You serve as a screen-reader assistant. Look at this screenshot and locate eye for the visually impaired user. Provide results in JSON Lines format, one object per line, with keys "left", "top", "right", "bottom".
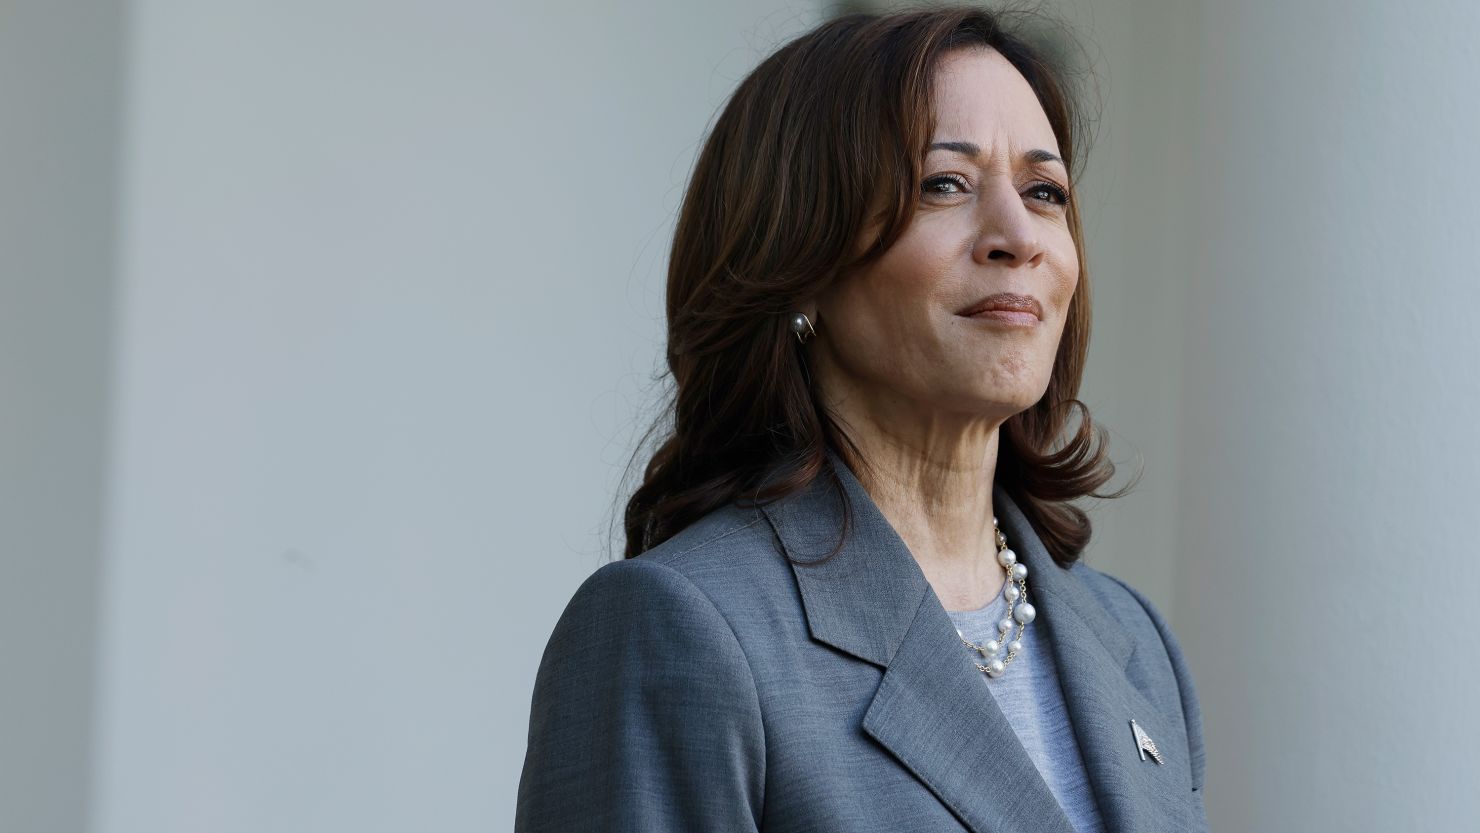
{"left": 922, "top": 173, "right": 970, "bottom": 194}
{"left": 1027, "top": 181, "right": 1071, "bottom": 206}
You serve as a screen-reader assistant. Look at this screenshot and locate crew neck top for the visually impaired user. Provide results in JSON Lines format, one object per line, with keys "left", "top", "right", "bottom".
{"left": 946, "top": 588, "right": 1108, "bottom": 833}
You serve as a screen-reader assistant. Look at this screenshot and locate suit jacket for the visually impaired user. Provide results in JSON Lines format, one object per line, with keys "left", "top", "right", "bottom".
{"left": 515, "top": 448, "right": 1208, "bottom": 832}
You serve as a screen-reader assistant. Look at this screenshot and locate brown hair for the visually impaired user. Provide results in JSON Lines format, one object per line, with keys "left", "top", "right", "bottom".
{"left": 622, "top": 4, "right": 1133, "bottom": 566}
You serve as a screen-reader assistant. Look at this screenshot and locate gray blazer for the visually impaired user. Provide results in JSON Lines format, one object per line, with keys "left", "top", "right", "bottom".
{"left": 516, "top": 449, "right": 1208, "bottom": 832}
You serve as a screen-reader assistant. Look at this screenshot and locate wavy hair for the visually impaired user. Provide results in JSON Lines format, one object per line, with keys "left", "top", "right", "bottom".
{"left": 622, "top": 5, "right": 1134, "bottom": 566}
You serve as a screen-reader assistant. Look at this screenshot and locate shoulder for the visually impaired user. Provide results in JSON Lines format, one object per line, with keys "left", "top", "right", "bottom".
{"left": 631, "top": 502, "right": 777, "bottom": 574}
{"left": 1067, "top": 561, "right": 1207, "bottom": 791}
{"left": 1068, "top": 561, "right": 1192, "bottom": 682}
{"left": 527, "top": 503, "right": 779, "bottom": 757}
{"left": 1068, "top": 561, "right": 1177, "bottom": 639}
{"left": 612, "top": 501, "right": 796, "bottom": 612}
{"left": 520, "top": 507, "right": 770, "bottom": 828}
{"left": 555, "top": 501, "right": 793, "bottom": 644}
{"left": 532, "top": 503, "right": 780, "bottom": 720}
{"left": 556, "top": 504, "right": 762, "bottom": 641}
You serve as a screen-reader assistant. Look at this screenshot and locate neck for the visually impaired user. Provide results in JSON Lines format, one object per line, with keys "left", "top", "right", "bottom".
{"left": 822, "top": 383, "right": 1010, "bottom": 612}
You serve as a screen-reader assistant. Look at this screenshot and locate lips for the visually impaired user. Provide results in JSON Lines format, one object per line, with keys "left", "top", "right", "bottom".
{"left": 956, "top": 292, "right": 1043, "bottom": 320}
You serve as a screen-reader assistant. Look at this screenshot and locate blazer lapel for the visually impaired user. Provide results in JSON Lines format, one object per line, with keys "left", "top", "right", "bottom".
{"left": 993, "top": 483, "right": 1196, "bottom": 833}
{"left": 759, "top": 448, "right": 1195, "bottom": 833}
{"left": 759, "top": 449, "right": 1077, "bottom": 833}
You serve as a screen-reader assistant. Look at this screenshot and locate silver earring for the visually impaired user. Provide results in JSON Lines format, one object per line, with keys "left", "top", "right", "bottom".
{"left": 788, "top": 312, "right": 816, "bottom": 344}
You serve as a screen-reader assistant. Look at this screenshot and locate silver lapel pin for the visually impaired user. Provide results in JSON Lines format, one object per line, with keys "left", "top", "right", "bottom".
{"left": 1130, "top": 719, "right": 1165, "bottom": 765}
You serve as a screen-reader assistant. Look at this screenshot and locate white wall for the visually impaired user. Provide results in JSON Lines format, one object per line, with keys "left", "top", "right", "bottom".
{"left": 1173, "top": 0, "right": 1480, "bottom": 828}
{"left": 87, "top": 2, "right": 819, "bottom": 831}
{"left": 0, "top": 1, "right": 124, "bottom": 830}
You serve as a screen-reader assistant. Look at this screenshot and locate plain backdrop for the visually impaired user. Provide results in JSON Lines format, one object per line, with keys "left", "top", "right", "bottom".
{"left": 3, "top": 0, "right": 1478, "bottom": 831}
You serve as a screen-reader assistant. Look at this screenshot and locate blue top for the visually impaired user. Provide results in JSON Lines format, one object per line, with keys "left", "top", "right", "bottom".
{"left": 948, "top": 588, "right": 1109, "bottom": 833}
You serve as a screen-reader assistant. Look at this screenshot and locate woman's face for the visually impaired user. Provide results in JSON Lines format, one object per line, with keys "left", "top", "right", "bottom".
{"left": 813, "top": 47, "right": 1079, "bottom": 427}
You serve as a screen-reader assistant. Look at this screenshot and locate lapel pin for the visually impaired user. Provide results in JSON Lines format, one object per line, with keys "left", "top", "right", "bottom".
{"left": 1130, "top": 719, "right": 1165, "bottom": 765}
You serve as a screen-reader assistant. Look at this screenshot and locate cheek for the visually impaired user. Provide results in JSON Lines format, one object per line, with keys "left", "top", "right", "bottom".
{"left": 825, "top": 273, "right": 948, "bottom": 381}
{"left": 1048, "top": 244, "right": 1080, "bottom": 313}
{"left": 839, "top": 287, "right": 930, "bottom": 371}
{"left": 844, "top": 257, "right": 948, "bottom": 333}
{"left": 1057, "top": 277, "right": 1078, "bottom": 317}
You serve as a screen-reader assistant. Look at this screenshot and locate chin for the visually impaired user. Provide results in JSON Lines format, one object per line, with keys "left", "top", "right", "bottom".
{"left": 963, "top": 373, "right": 1050, "bottom": 404}
{"left": 934, "top": 391, "right": 1043, "bottom": 421}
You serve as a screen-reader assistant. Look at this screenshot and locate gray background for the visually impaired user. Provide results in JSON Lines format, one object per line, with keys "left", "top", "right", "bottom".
{"left": 3, "top": 0, "right": 1477, "bottom": 830}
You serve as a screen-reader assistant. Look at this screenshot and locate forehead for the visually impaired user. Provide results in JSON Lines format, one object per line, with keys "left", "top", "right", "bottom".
{"left": 931, "top": 48, "right": 1059, "bottom": 155}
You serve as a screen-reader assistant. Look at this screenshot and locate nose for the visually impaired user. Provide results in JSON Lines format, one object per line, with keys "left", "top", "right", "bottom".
{"left": 969, "top": 178, "right": 1045, "bottom": 266}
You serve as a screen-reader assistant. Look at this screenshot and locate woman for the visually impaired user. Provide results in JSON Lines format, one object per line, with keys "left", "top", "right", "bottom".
{"left": 516, "top": 7, "right": 1207, "bottom": 832}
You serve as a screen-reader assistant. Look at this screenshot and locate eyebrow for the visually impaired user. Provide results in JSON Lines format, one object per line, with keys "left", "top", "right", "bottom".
{"left": 927, "top": 141, "right": 1065, "bottom": 168}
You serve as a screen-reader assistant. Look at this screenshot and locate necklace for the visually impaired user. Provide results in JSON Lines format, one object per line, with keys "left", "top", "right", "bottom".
{"left": 957, "top": 515, "right": 1036, "bottom": 679}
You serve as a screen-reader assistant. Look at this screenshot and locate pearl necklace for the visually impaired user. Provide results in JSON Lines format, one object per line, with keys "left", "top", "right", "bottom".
{"left": 957, "top": 515, "right": 1036, "bottom": 679}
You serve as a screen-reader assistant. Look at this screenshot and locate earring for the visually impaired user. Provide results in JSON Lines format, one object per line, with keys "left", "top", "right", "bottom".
{"left": 788, "top": 312, "right": 817, "bottom": 344}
